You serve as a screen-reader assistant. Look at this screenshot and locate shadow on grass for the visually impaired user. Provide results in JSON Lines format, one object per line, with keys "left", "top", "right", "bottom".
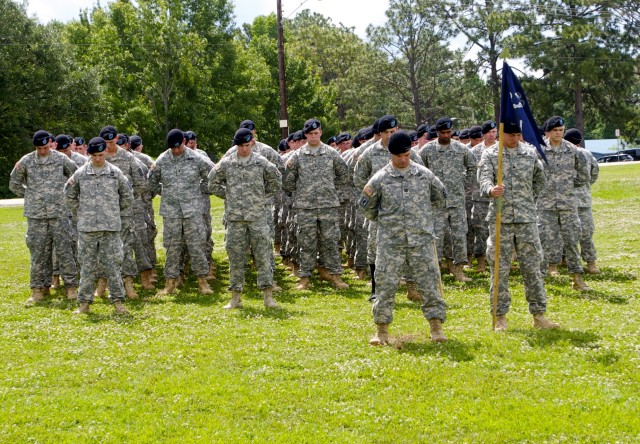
{"left": 512, "top": 328, "right": 601, "bottom": 349}
{"left": 584, "top": 268, "right": 638, "bottom": 282}
{"left": 394, "top": 337, "right": 476, "bottom": 362}
{"left": 546, "top": 281, "right": 630, "bottom": 304}
{"left": 234, "top": 305, "right": 305, "bottom": 320}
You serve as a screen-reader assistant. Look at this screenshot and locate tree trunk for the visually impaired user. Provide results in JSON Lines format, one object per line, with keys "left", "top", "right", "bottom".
{"left": 574, "top": 83, "right": 584, "bottom": 146}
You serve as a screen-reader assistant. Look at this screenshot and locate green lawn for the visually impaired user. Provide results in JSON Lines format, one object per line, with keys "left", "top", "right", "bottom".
{"left": 1, "top": 164, "right": 639, "bottom": 442}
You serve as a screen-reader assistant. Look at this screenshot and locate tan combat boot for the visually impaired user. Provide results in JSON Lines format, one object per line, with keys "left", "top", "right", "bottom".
{"left": 223, "top": 290, "right": 242, "bottom": 309}
{"left": 205, "top": 263, "right": 216, "bottom": 281}
{"left": 274, "top": 243, "right": 281, "bottom": 255}
{"left": 317, "top": 267, "right": 333, "bottom": 283}
{"left": 272, "top": 283, "right": 283, "bottom": 293}
{"left": 25, "top": 288, "right": 44, "bottom": 305}
{"left": 476, "top": 256, "right": 488, "bottom": 273}
{"left": 572, "top": 273, "right": 590, "bottom": 291}
{"left": 291, "top": 262, "right": 300, "bottom": 277}
{"left": 263, "top": 288, "right": 278, "bottom": 308}
{"left": 94, "top": 278, "right": 108, "bottom": 299}
{"left": 295, "top": 276, "right": 311, "bottom": 290}
{"left": 73, "top": 302, "right": 90, "bottom": 315}
{"left": 197, "top": 276, "right": 214, "bottom": 295}
{"left": 532, "top": 313, "right": 560, "bottom": 329}
{"left": 150, "top": 269, "right": 158, "bottom": 284}
{"left": 452, "top": 264, "right": 472, "bottom": 282}
{"left": 548, "top": 264, "right": 560, "bottom": 276}
{"left": 586, "top": 262, "right": 600, "bottom": 275}
{"left": 406, "top": 281, "right": 421, "bottom": 302}
{"left": 369, "top": 323, "right": 389, "bottom": 346}
{"left": 331, "top": 274, "right": 349, "bottom": 290}
{"left": 51, "top": 275, "right": 61, "bottom": 289}
{"left": 66, "top": 287, "right": 78, "bottom": 300}
{"left": 113, "top": 300, "right": 130, "bottom": 315}
{"left": 42, "top": 286, "right": 50, "bottom": 297}
{"left": 429, "top": 318, "right": 447, "bottom": 342}
{"left": 446, "top": 259, "right": 455, "bottom": 275}
{"left": 344, "top": 257, "right": 355, "bottom": 270}
{"left": 140, "top": 269, "right": 155, "bottom": 290}
{"left": 494, "top": 315, "right": 507, "bottom": 332}
{"left": 123, "top": 276, "right": 139, "bottom": 300}
{"left": 176, "top": 274, "right": 185, "bottom": 288}
{"left": 157, "top": 278, "right": 177, "bottom": 296}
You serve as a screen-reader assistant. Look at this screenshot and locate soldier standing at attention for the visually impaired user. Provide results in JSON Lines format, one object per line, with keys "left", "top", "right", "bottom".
{"left": 468, "top": 124, "right": 493, "bottom": 272}
{"left": 64, "top": 137, "right": 134, "bottom": 315}
{"left": 478, "top": 121, "right": 559, "bottom": 331}
{"left": 10, "top": 130, "right": 79, "bottom": 304}
{"left": 360, "top": 131, "right": 448, "bottom": 344}
{"left": 148, "top": 129, "right": 214, "bottom": 296}
{"left": 208, "top": 128, "right": 282, "bottom": 309}
{"left": 283, "top": 118, "right": 351, "bottom": 291}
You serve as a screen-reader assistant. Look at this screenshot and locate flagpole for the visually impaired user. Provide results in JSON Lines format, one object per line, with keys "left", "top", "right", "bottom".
{"left": 492, "top": 123, "right": 504, "bottom": 329}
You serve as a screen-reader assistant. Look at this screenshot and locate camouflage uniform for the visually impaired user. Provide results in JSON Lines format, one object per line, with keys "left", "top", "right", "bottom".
{"left": 575, "top": 148, "right": 599, "bottom": 263}
{"left": 360, "top": 161, "right": 447, "bottom": 324}
{"left": 283, "top": 143, "right": 349, "bottom": 277}
{"left": 469, "top": 142, "right": 492, "bottom": 257}
{"left": 148, "top": 148, "right": 213, "bottom": 279}
{"left": 9, "top": 150, "right": 78, "bottom": 290}
{"left": 64, "top": 161, "right": 134, "bottom": 303}
{"left": 70, "top": 151, "right": 88, "bottom": 167}
{"left": 131, "top": 150, "right": 158, "bottom": 269}
{"left": 536, "top": 139, "right": 589, "bottom": 274}
{"left": 419, "top": 139, "right": 477, "bottom": 264}
{"left": 479, "top": 143, "right": 548, "bottom": 315}
{"left": 209, "top": 152, "right": 282, "bottom": 291}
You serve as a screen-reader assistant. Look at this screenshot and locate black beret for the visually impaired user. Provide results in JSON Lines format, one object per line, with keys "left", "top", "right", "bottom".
{"left": 326, "top": 136, "right": 337, "bottom": 145}
{"left": 55, "top": 134, "right": 72, "bottom": 150}
{"left": 378, "top": 115, "right": 398, "bottom": 132}
{"left": 459, "top": 128, "right": 470, "bottom": 139}
{"left": 286, "top": 133, "right": 295, "bottom": 142}
{"left": 564, "top": 128, "right": 583, "bottom": 145}
{"left": 503, "top": 121, "right": 522, "bottom": 134}
{"left": 416, "top": 123, "right": 429, "bottom": 138}
{"left": 482, "top": 120, "right": 497, "bottom": 134}
{"left": 116, "top": 134, "right": 128, "bottom": 146}
{"left": 99, "top": 125, "right": 118, "bottom": 141}
{"left": 233, "top": 128, "right": 254, "bottom": 146}
{"left": 87, "top": 137, "right": 107, "bottom": 154}
{"left": 372, "top": 118, "right": 382, "bottom": 134}
{"left": 303, "top": 118, "right": 321, "bottom": 134}
{"left": 544, "top": 116, "right": 565, "bottom": 132}
{"left": 33, "top": 130, "right": 50, "bottom": 146}
{"left": 185, "top": 130, "right": 197, "bottom": 141}
{"left": 452, "top": 130, "right": 460, "bottom": 138}
{"left": 388, "top": 131, "right": 412, "bottom": 155}
{"left": 278, "top": 138, "right": 288, "bottom": 152}
{"left": 166, "top": 128, "right": 185, "bottom": 148}
{"left": 361, "top": 126, "right": 374, "bottom": 141}
{"left": 292, "top": 130, "right": 306, "bottom": 142}
{"left": 335, "top": 133, "right": 352, "bottom": 144}
{"left": 129, "top": 135, "right": 142, "bottom": 149}
{"left": 435, "top": 117, "right": 453, "bottom": 131}
{"left": 468, "top": 125, "right": 483, "bottom": 139}
{"left": 352, "top": 139, "right": 361, "bottom": 149}
{"left": 407, "top": 131, "right": 418, "bottom": 142}
{"left": 239, "top": 120, "right": 256, "bottom": 131}
{"left": 74, "top": 137, "right": 85, "bottom": 145}
{"left": 427, "top": 125, "right": 437, "bottom": 139}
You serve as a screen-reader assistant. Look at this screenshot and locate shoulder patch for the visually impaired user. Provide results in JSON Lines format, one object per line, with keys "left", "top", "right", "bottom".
{"left": 363, "top": 185, "right": 374, "bottom": 197}
{"left": 359, "top": 196, "right": 369, "bottom": 207}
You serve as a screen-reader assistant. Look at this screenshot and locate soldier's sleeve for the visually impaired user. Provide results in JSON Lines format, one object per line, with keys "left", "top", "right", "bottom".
{"left": 359, "top": 178, "right": 380, "bottom": 222}
{"left": 417, "top": 146, "right": 429, "bottom": 168}
{"left": 265, "top": 146, "right": 285, "bottom": 175}
{"left": 410, "top": 150, "right": 424, "bottom": 166}
{"left": 147, "top": 162, "right": 162, "bottom": 197}
{"left": 353, "top": 151, "right": 371, "bottom": 191}
{"left": 282, "top": 153, "right": 299, "bottom": 194}
{"left": 63, "top": 171, "right": 81, "bottom": 215}
{"left": 131, "top": 157, "right": 147, "bottom": 197}
{"left": 589, "top": 153, "right": 599, "bottom": 184}
{"left": 264, "top": 161, "right": 283, "bottom": 199}
{"left": 573, "top": 149, "right": 590, "bottom": 188}
{"left": 63, "top": 155, "right": 78, "bottom": 177}
{"left": 429, "top": 173, "right": 447, "bottom": 208}
{"left": 333, "top": 152, "right": 350, "bottom": 188}
{"left": 478, "top": 151, "right": 496, "bottom": 198}
{"left": 532, "top": 157, "right": 547, "bottom": 199}
{"left": 118, "top": 172, "right": 134, "bottom": 211}
{"left": 9, "top": 159, "right": 27, "bottom": 197}
{"left": 464, "top": 146, "right": 478, "bottom": 187}
{"left": 207, "top": 162, "right": 227, "bottom": 199}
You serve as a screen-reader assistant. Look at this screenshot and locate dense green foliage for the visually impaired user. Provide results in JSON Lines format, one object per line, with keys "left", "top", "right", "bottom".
{"left": 1, "top": 0, "right": 639, "bottom": 196}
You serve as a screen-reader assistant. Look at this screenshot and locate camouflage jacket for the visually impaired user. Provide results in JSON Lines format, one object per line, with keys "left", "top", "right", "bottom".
{"left": 354, "top": 140, "right": 423, "bottom": 191}
{"left": 574, "top": 147, "right": 599, "bottom": 208}
{"left": 71, "top": 151, "right": 88, "bottom": 167}
{"left": 469, "top": 141, "right": 492, "bottom": 202}
{"left": 224, "top": 141, "right": 285, "bottom": 175}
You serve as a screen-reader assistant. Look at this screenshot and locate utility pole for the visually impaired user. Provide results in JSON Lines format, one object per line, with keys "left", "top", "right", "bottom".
{"left": 277, "top": 0, "right": 289, "bottom": 139}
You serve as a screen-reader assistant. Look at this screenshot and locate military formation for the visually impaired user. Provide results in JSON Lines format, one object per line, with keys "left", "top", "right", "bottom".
{"left": 10, "top": 114, "right": 601, "bottom": 343}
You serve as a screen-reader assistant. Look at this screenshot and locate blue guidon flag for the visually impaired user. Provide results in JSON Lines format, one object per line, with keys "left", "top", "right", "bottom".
{"left": 500, "top": 61, "right": 547, "bottom": 164}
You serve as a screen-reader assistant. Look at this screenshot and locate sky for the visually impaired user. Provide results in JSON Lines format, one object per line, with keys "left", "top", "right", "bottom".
{"left": 23, "top": 0, "right": 390, "bottom": 38}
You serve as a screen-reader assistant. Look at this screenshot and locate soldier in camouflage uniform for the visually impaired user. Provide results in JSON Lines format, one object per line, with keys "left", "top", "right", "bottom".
{"left": 564, "top": 129, "right": 600, "bottom": 274}
{"left": 478, "top": 122, "right": 560, "bottom": 331}
{"left": 10, "top": 130, "right": 78, "bottom": 304}
{"left": 209, "top": 129, "right": 282, "bottom": 309}
{"left": 64, "top": 137, "right": 133, "bottom": 315}
{"left": 418, "top": 117, "right": 477, "bottom": 282}
{"left": 283, "top": 119, "right": 350, "bottom": 290}
{"left": 360, "top": 131, "right": 448, "bottom": 344}
{"left": 148, "top": 129, "right": 214, "bottom": 296}
{"left": 537, "top": 116, "right": 590, "bottom": 291}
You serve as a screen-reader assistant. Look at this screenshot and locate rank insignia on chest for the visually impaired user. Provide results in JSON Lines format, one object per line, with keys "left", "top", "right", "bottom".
{"left": 363, "top": 185, "right": 373, "bottom": 197}
{"left": 359, "top": 196, "right": 369, "bottom": 207}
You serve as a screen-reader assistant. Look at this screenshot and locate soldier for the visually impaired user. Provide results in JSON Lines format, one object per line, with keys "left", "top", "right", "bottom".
{"left": 565, "top": 128, "right": 600, "bottom": 274}
{"left": 74, "top": 137, "right": 88, "bottom": 156}
{"left": 478, "top": 121, "right": 559, "bottom": 331}
{"left": 538, "top": 116, "right": 590, "bottom": 291}
{"left": 360, "top": 131, "right": 448, "bottom": 344}
{"left": 148, "top": 129, "right": 214, "bottom": 296}
{"left": 64, "top": 137, "right": 134, "bottom": 315}
{"left": 283, "top": 118, "right": 351, "bottom": 290}
{"left": 209, "top": 128, "right": 282, "bottom": 309}
{"left": 10, "top": 130, "right": 78, "bottom": 304}
{"left": 468, "top": 124, "right": 492, "bottom": 272}
{"left": 418, "top": 117, "right": 477, "bottom": 282}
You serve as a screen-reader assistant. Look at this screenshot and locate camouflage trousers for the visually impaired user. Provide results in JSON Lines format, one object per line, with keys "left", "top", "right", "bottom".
{"left": 339, "top": 200, "right": 350, "bottom": 254}
{"left": 471, "top": 201, "right": 490, "bottom": 256}
{"left": 133, "top": 203, "right": 153, "bottom": 273}
{"left": 284, "top": 207, "right": 299, "bottom": 263}
{"left": 162, "top": 216, "right": 209, "bottom": 279}
{"left": 296, "top": 208, "right": 343, "bottom": 277}
{"left": 52, "top": 216, "right": 78, "bottom": 277}
{"left": 120, "top": 216, "right": 138, "bottom": 278}
{"left": 538, "top": 209, "right": 583, "bottom": 274}
{"left": 145, "top": 199, "right": 158, "bottom": 267}
{"left": 578, "top": 206, "right": 597, "bottom": 263}
{"left": 373, "top": 235, "right": 446, "bottom": 325}
{"left": 277, "top": 202, "right": 290, "bottom": 255}
{"left": 486, "top": 222, "right": 547, "bottom": 316}
{"left": 350, "top": 205, "right": 368, "bottom": 270}
{"left": 26, "top": 217, "right": 78, "bottom": 289}
{"left": 203, "top": 196, "right": 214, "bottom": 266}
{"left": 264, "top": 204, "right": 276, "bottom": 272}
{"left": 77, "top": 231, "right": 124, "bottom": 303}
{"left": 367, "top": 220, "right": 378, "bottom": 265}
{"left": 434, "top": 206, "right": 468, "bottom": 264}
{"left": 226, "top": 220, "right": 273, "bottom": 291}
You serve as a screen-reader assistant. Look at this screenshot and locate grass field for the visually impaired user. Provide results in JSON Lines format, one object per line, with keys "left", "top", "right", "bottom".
{"left": 1, "top": 164, "right": 639, "bottom": 442}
